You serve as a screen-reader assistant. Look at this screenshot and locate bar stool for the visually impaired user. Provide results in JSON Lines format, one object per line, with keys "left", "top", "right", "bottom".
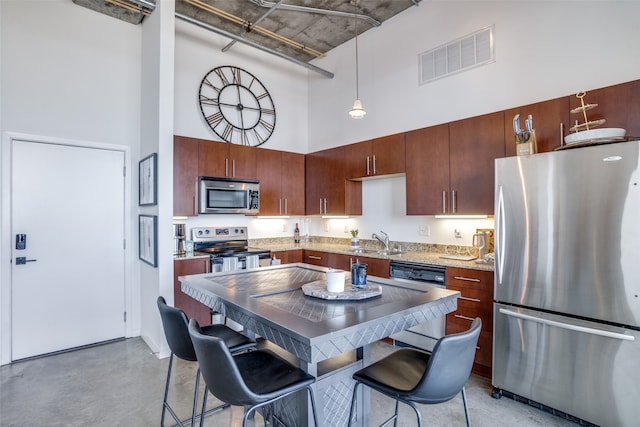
{"left": 348, "top": 318, "right": 482, "bottom": 427}
{"left": 188, "top": 318, "right": 319, "bottom": 427}
{"left": 157, "top": 296, "right": 256, "bottom": 427}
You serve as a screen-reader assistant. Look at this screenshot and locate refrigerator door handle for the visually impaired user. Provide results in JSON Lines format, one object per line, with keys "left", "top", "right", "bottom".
{"left": 496, "top": 185, "right": 505, "bottom": 285}
{"left": 499, "top": 308, "right": 635, "bottom": 341}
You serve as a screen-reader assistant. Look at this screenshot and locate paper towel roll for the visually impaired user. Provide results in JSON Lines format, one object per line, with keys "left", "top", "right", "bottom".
{"left": 326, "top": 269, "right": 345, "bottom": 292}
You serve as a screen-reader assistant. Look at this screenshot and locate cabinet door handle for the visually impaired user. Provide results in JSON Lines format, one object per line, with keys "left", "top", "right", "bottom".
{"left": 442, "top": 191, "right": 447, "bottom": 214}
{"left": 324, "top": 198, "right": 327, "bottom": 214}
{"left": 284, "top": 198, "right": 288, "bottom": 215}
{"left": 373, "top": 155, "right": 377, "bottom": 175}
{"left": 225, "top": 158, "right": 229, "bottom": 176}
{"left": 454, "top": 314, "right": 476, "bottom": 322}
{"left": 232, "top": 160, "right": 236, "bottom": 177}
{"left": 279, "top": 199, "right": 282, "bottom": 215}
{"left": 366, "top": 156, "right": 370, "bottom": 175}
{"left": 459, "top": 296, "right": 481, "bottom": 303}
{"left": 454, "top": 276, "right": 481, "bottom": 283}
{"left": 308, "top": 255, "right": 322, "bottom": 260}
{"left": 451, "top": 190, "right": 457, "bottom": 213}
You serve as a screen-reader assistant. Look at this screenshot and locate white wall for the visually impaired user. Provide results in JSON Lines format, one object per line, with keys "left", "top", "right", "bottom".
{"left": 174, "top": 20, "right": 310, "bottom": 154}
{"left": 308, "top": 1, "right": 640, "bottom": 150}
{"left": 0, "top": 0, "right": 142, "bottom": 363}
{"left": 138, "top": 0, "right": 175, "bottom": 357}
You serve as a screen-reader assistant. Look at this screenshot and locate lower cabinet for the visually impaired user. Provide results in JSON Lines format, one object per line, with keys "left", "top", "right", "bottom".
{"left": 302, "top": 250, "right": 390, "bottom": 278}
{"left": 445, "top": 266, "right": 494, "bottom": 378}
{"left": 173, "top": 258, "right": 211, "bottom": 326}
{"left": 272, "top": 249, "right": 303, "bottom": 264}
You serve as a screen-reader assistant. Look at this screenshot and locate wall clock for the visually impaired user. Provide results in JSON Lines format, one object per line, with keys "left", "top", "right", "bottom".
{"left": 198, "top": 65, "right": 276, "bottom": 147}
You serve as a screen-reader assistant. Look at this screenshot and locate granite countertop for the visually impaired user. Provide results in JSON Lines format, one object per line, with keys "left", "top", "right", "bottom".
{"left": 174, "top": 239, "right": 495, "bottom": 272}
{"left": 173, "top": 252, "right": 210, "bottom": 261}
{"left": 258, "top": 241, "right": 495, "bottom": 272}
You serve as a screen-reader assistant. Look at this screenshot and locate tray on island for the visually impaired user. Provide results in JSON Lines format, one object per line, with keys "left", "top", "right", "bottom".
{"left": 301, "top": 280, "right": 382, "bottom": 300}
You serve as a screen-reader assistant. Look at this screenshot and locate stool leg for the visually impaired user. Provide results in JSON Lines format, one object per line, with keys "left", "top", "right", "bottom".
{"left": 161, "top": 353, "right": 174, "bottom": 426}
{"left": 190, "top": 368, "right": 201, "bottom": 427}
{"left": 461, "top": 386, "right": 471, "bottom": 427}
{"left": 199, "top": 387, "right": 208, "bottom": 427}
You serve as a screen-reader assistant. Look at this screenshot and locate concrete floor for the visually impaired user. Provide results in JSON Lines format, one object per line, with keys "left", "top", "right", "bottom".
{"left": 0, "top": 338, "right": 577, "bottom": 427}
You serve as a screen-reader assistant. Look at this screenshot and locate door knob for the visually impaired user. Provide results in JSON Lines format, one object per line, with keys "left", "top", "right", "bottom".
{"left": 15, "top": 257, "right": 37, "bottom": 265}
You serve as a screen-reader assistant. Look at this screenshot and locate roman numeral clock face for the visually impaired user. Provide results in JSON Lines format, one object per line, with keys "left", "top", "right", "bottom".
{"left": 199, "top": 66, "right": 276, "bottom": 147}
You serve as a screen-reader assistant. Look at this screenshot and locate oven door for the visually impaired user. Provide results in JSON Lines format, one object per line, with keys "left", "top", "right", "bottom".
{"left": 211, "top": 252, "right": 271, "bottom": 272}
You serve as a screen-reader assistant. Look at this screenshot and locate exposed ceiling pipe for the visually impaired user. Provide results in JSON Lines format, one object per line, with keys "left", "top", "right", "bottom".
{"left": 247, "top": 0, "right": 381, "bottom": 27}
{"left": 222, "top": 0, "right": 284, "bottom": 53}
{"left": 175, "top": 12, "right": 335, "bottom": 79}
{"left": 127, "top": 0, "right": 154, "bottom": 10}
{"left": 125, "top": 0, "right": 334, "bottom": 78}
{"left": 185, "top": 0, "right": 324, "bottom": 58}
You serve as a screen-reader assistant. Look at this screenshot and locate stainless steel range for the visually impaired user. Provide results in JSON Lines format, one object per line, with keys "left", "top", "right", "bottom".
{"left": 192, "top": 226, "right": 271, "bottom": 272}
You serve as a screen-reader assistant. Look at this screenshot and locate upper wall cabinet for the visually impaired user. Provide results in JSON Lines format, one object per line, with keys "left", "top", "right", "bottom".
{"left": 199, "top": 139, "right": 257, "bottom": 179}
{"left": 405, "top": 124, "right": 450, "bottom": 215}
{"left": 504, "top": 96, "right": 570, "bottom": 155}
{"left": 567, "top": 80, "right": 640, "bottom": 139}
{"left": 406, "top": 113, "right": 505, "bottom": 215}
{"left": 256, "top": 149, "right": 305, "bottom": 216}
{"left": 305, "top": 146, "right": 362, "bottom": 216}
{"left": 174, "top": 135, "right": 200, "bottom": 216}
{"left": 345, "top": 133, "right": 406, "bottom": 179}
{"left": 449, "top": 111, "right": 505, "bottom": 215}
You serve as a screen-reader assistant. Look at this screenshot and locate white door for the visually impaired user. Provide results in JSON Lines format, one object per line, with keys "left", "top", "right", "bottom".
{"left": 11, "top": 140, "right": 126, "bottom": 360}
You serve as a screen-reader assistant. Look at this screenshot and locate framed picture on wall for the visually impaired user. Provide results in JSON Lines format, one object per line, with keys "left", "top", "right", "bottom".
{"left": 139, "top": 214, "right": 157, "bottom": 267}
{"left": 139, "top": 153, "right": 157, "bottom": 206}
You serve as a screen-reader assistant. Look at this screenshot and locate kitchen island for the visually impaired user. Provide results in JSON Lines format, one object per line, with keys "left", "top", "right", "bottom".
{"left": 179, "top": 263, "right": 460, "bottom": 427}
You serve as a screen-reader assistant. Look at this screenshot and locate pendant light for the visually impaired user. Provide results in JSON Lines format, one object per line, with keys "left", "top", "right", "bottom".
{"left": 348, "top": 9, "right": 366, "bottom": 119}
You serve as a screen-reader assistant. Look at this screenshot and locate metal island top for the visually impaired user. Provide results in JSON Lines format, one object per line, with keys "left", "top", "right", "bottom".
{"left": 179, "top": 263, "right": 459, "bottom": 364}
{"left": 179, "top": 263, "right": 460, "bottom": 427}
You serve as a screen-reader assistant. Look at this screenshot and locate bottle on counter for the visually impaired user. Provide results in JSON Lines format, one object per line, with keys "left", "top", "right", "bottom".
{"left": 294, "top": 223, "right": 300, "bottom": 244}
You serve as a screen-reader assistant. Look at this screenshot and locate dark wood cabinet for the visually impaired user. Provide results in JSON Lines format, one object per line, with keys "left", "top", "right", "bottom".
{"left": 301, "top": 250, "right": 390, "bottom": 278}
{"left": 173, "top": 258, "right": 211, "bottom": 326}
{"left": 272, "top": 249, "right": 303, "bottom": 264}
{"left": 445, "top": 267, "right": 493, "bottom": 378}
{"left": 173, "top": 136, "right": 199, "bottom": 216}
{"left": 504, "top": 96, "right": 569, "bottom": 155}
{"left": 449, "top": 111, "right": 505, "bottom": 215}
{"left": 405, "top": 124, "right": 450, "bottom": 215}
{"left": 199, "top": 139, "right": 256, "bottom": 179}
{"left": 257, "top": 149, "right": 305, "bottom": 216}
{"left": 405, "top": 113, "right": 504, "bottom": 216}
{"left": 305, "top": 147, "right": 362, "bottom": 216}
{"left": 345, "top": 133, "right": 406, "bottom": 179}
{"left": 568, "top": 79, "right": 640, "bottom": 139}
{"left": 303, "top": 250, "right": 328, "bottom": 266}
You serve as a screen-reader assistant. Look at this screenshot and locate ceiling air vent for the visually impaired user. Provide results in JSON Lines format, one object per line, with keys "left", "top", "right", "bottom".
{"left": 419, "top": 25, "right": 494, "bottom": 85}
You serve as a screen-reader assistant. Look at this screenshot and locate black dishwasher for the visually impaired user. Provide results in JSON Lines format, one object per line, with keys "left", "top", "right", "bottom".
{"left": 389, "top": 261, "right": 446, "bottom": 352}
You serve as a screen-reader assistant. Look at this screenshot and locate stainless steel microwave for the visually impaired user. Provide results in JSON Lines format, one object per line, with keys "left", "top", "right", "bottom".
{"left": 198, "top": 177, "right": 259, "bottom": 215}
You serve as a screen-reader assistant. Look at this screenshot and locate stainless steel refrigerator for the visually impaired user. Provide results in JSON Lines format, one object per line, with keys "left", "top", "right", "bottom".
{"left": 493, "top": 140, "right": 640, "bottom": 426}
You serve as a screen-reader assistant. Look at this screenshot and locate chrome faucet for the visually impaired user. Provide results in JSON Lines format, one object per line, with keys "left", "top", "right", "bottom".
{"left": 372, "top": 230, "right": 389, "bottom": 251}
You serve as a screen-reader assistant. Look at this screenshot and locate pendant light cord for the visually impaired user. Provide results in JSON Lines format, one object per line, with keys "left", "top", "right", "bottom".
{"left": 354, "top": 11, "right": 360, "bottom": 99}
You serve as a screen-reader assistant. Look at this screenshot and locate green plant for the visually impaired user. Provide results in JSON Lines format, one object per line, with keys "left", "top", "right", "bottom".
{"left": 350, "top": 229, "right": 359, "bottom": 237}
